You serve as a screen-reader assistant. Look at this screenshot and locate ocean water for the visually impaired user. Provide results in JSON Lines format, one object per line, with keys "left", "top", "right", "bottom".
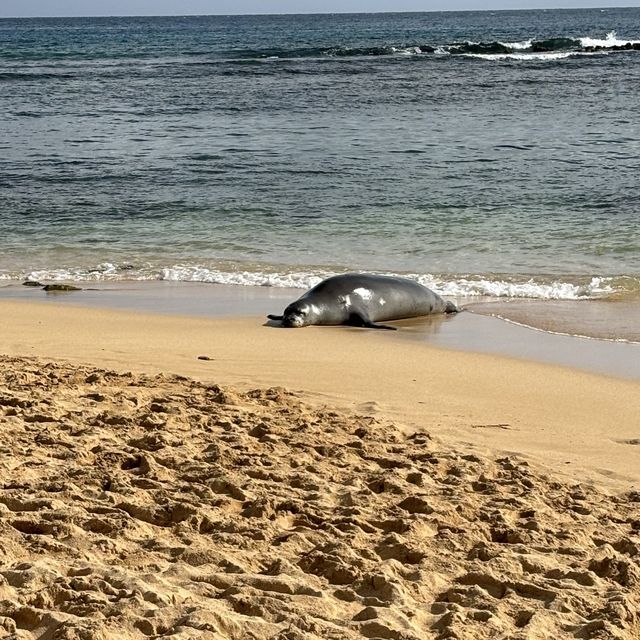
{"left": 1, "top": 9, "right": 639, "bottom": 339}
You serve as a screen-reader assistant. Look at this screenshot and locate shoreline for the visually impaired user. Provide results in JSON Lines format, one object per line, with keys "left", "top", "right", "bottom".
{"left": 2, "top": 297, "right": 639, "bottom": 494}
{"left": 1, "top": 280, "right": 639, "bottom": 381}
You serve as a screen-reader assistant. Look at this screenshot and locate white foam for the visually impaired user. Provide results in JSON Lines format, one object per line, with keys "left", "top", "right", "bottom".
{"left": 580, "top": 30, "right": 640, "bottom": 48}
{"left": 160, "top": 266, "right": 326, "bottom": 289}
{"left": 0, "top": 264, "right": 624, "bottom": 301}
{"left": 499, "top": 39, "right": 533, "bottom": 50}
{"left": 392, "top": 46, "right": 421, "bottom": 56}
{"left": 155, "top": 268, "right": 620, "bottom": 300}
{"left": 25, "top": 263, "right": 128, "bottom": 282}
{"left": 465, "top": 51, "right": 601, "bottom": 61}
{"left": 411, "top": 274, "right": 614, "bottom": 300}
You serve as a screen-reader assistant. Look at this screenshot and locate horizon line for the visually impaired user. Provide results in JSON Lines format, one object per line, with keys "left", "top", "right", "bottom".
{"left": 0, "top": 5, "right": 636, "bottom": 19}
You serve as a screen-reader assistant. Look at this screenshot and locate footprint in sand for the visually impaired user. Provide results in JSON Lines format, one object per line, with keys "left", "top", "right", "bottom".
{"left": 357, "top": 401, "right": 382, "bottom": 413}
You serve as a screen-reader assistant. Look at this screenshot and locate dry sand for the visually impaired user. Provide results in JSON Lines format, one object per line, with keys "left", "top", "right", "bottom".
{"left": 1, "top": 300, "right": 640, "bottom": 639}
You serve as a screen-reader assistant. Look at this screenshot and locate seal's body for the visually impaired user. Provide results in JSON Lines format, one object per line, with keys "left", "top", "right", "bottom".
{"left": 268, "top": 273, "right": 458, "bottom": 330}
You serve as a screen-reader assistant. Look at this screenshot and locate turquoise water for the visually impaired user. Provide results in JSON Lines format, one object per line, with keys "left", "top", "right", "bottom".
{"left": 1, "top": 10, "right": 639, "bottom": 310}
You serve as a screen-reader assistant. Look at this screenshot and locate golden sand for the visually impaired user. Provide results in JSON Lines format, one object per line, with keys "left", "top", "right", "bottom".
{"left": 1, "top": 300, "right": 639, "bottom": 639}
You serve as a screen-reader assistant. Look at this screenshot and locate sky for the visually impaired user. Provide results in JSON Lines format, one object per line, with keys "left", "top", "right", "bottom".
{"left": 0, "top": 0, "right": 638, "bottom": 17}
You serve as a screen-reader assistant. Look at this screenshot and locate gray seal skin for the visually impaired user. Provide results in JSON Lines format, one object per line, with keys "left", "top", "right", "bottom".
{"left": 267, "top": 273, "right": 458, "bottom": 330}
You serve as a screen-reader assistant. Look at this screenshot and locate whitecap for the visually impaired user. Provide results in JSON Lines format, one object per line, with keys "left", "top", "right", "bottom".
{"left": 498, "top": 39, "right": 533, "bottom": 50}
{"left": 465, "top": 51, "right": 602, "bottom": 61}
{"left": 580, "top": 30, "right": 640, "bottom": 48}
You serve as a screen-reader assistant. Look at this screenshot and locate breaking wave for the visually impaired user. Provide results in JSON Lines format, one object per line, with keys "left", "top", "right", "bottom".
{"left": 5, "top": 263, "right": 637, "bottom": 301}
{"left": 5, "top": 31, "right": 639, "bottom": 70}
{"left": 221, "top": 30, "right": 640, "bottom": 61}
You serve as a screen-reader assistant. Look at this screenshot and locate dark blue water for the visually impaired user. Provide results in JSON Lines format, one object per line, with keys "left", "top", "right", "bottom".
{"left": 1, "top": 9, "right": 639, "bottom": 302}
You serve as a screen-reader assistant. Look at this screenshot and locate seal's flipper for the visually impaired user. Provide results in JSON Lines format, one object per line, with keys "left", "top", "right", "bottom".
{"left": 364, "top": 321, "right": 397, "bottom": 330}
{"left": 346, "top": 312, "right": 397, "bottom": 331}
{"left": 267, "top": 314, "right": 283, "bottom": 321}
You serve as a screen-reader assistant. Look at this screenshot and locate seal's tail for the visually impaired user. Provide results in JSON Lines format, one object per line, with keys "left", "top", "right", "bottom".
{"left": 445, "top": 301, "right": 459, "bottom": 314}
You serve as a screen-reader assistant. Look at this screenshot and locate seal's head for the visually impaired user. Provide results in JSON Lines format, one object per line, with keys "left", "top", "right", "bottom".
{"left": 267, "top": 304, "right": 315, "bottom": 328}
{"left": 282, "top": 302, "right": 314, "bottom": 328}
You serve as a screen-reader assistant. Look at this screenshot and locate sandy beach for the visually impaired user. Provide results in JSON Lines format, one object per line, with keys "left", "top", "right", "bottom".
{"left": 4, "top": 5, "right": 640, "bottom": 639}
{"left": 1, "top": 297, "right": 640, "bottom": 639}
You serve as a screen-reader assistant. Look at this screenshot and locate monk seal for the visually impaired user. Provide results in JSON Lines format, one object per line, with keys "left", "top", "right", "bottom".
{"left": 267, "top": 273, "right": 458, "bottom": 330}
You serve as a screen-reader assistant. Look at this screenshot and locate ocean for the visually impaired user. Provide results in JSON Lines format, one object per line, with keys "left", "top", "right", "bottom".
{"left": 1, "top": 9, "right": 639, "bottom": 341}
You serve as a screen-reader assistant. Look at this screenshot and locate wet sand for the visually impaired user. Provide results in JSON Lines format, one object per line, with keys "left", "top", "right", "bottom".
{"left": 1, "top": 281, "right": 639, "bottom": 380}
{"left": 468, "top": 298, "right": 640, "bottom": 343}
